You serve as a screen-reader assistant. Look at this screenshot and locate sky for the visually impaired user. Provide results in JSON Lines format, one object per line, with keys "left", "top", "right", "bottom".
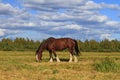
{"left": 0, "top": 0, "right": 120, "bottom": 41}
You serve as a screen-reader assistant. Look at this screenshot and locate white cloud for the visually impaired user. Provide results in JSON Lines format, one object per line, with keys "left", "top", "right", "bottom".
{"left": 80, "top": 1, "right": 102, "bottom": 10}
{"left": 101, "top": 2, "right": 120, "bottom": 10}
{"left": 100, "top": 33, "right": 111, "bottom": 40}
{"left": 0, "top": 29, "right": 5, "bottom": 36}
{"left": 52, "top": 24, "right": 82, "bottom": 30}
{"left": 0, "top": 0, "right": 120, "bottom": 40}
{"left": 64, "top": 24, "right": 82, "bottom": 30}
{"left": 88, "top": 15, "right": 108, "bottom": 22}
{"left": 23, "top": 0, "right": 86, "bottom": 9}
{"left": 106, "top": 21, "right": 120, "bottom": 26}
{"left": 0, "top": 3, "right": 20, "bottom": 15}
{"left": 0, "top": 29, "right": 20, "bottom": 37}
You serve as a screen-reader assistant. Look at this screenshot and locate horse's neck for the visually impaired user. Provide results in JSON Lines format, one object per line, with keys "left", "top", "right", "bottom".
{"left": 39, "top": 43, "right": 46, "bottom": 52}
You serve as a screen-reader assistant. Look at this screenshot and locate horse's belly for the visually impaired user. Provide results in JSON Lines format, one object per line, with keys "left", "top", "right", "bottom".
{"left": 54, "top": 45, "right": 67, "bottom": 51}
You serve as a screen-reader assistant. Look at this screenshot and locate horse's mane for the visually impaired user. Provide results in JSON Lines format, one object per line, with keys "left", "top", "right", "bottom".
{"left": 47, "top": 37, "right": 55, "bottom": 40}
{"left": 36, "top": 45, "right": 41, "bottom": 53}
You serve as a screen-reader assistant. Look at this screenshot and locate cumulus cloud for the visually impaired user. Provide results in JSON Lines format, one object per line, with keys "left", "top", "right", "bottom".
{"left": 101, "top": 2, "right": 120, "bottom": 10}
{"left": 0, "top": 3, "right": 20, "bottom": 15}
{"left": 106, "top": 21, "right": 120, "bottom": 26}
{"left": 100, "top": 33, "right": 111, "bottom": 40}
{"left": 0, "top": 29, "right": 20, "bottom": 38}
{"left": 23, "top": 0, "right": 86, "bottom": 10}
{"left": 0, "top": 29, "right": 6, "bottom": 36}
{"left": 88, "top": 15, "right": 108, "bottom": 22}
{"left": 52, "top": 24, "right": 82, "bottom": 30}
{"left": 0, "top": 0, "right": 120, "bottom": 40}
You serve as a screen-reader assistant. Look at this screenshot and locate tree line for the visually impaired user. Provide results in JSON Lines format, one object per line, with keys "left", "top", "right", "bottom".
{"left": 0, "top": 38, "right": 120, "bottom": 52}
{"left": 78, "top": 39, "right": 120, "bottom": 52}
{"left": 0, "top": 38, "right": 40, "bottom": 51}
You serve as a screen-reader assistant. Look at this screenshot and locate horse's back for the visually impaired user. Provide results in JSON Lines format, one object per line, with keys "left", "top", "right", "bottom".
{"left": 54, "top": 38, "right": 75, "bottom": 48}
{"left": 48, "top": 37, "right": 75, "bottom": 45}
{"left": 46, "top": 38, "right": 73, "bottom": 50}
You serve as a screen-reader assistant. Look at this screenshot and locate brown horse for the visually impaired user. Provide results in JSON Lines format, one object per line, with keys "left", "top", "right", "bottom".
{"left": 35, "top": 37, "right": 80, "bottom": 62}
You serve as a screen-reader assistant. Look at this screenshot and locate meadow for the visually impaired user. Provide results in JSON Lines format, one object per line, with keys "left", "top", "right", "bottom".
{"left": 0, "top": 51, "right": 120, "bottom": 80}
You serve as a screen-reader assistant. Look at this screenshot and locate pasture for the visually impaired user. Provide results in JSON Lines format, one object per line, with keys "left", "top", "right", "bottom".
{"left": 0, "top": 51, "right": 120, "bottom": 80}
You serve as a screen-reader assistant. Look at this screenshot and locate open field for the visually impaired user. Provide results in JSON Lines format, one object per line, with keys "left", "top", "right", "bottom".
{"left": 0, "top": 51, "right": 120, "bottom": 80}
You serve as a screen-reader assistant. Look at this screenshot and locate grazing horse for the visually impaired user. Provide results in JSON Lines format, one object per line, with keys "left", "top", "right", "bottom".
{"left": 35, "top": 37, "right": 80, "bottom": 62}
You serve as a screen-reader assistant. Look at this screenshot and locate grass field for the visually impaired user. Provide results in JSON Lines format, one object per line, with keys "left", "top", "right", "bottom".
{"left": 0, "top": 51, "right": 120, "bottom": 80}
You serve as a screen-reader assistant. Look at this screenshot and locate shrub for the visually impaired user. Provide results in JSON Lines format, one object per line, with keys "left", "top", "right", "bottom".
{"left": 95, "top": 57, "right": 119, "bottom": 72}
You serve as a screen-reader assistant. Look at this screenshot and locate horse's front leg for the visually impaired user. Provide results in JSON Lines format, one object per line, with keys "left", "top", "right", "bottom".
{"left": 69, "top": 54, "right": 73, "bottom": 62}
{"left": 53, "top": 51, "right": 60, "bottom": 62}
{"left": 49, "top": 51, "right": 53, "bottom": 62}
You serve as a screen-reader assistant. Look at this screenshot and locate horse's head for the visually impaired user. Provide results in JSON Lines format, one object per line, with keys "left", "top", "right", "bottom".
{"left": 35, "top": 51, "right": 42, "bottom": 62}
{"left": 35, "top": 39, "right": 48, "bottom": 62}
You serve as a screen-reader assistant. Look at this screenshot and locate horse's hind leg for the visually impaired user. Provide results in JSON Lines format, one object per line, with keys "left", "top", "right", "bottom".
{"left": 73, "top": 50, "right": 78, "bottom": 62}
{"left": 69, "top": 49, "right": 74, "bottom": 62}
{"left": 73, "top": 55, "right": 78, "bottom": 62}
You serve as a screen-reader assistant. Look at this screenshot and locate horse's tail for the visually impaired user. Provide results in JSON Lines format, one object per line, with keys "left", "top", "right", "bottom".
{"left": 74, "top": 40, "right": 81, "bottom": 56}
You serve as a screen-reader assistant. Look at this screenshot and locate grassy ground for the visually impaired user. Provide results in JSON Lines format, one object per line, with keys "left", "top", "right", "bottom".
{"left": 0, "top": 51, "right": 120, "bottom": 80}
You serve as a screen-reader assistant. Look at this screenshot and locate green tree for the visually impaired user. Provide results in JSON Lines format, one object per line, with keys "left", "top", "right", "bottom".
{"left": 89, "top": 40, "right": 99, "bottom": 52}
{"left": 84, "top": 39, "right": 91, "bottom": 51}
{"left": 100, "top": 39, "right": 111, "bottom": 52}
{"left": 0, "top": 38, "right": 13, "bottom": 51}
{"left": 110, "top": 40, "right": 120, "bottom": 52}
{"left": 14, "top": 37, "right": 27, "bottom": 51}
{"left": 77, "top": 40, "right": 84, "bottom": 52}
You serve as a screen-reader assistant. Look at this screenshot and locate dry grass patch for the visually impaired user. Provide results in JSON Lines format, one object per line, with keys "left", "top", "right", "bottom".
{"left": 0, "top": 51, "right": 120, "bottom": 80}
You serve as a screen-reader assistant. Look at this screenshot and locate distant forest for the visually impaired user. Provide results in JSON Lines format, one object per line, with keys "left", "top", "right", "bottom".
{"left": 0, "top": 37, "right": 120, "bottom": 52}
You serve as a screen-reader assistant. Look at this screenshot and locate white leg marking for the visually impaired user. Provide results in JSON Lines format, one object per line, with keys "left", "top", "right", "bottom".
{"left": 49, "top": 58, "right": 53, "bottom": 62}
{"left": 36, "top": 54, "right": 39, "bottom": 61}
{"left": 56, "top": 56, "right": 60, "bottom": 62}
{"left": 74, "top": 55, "right": 78, "bottom": 62}
{"left": 69, "top": 54, "right": 73, "bottom": 62}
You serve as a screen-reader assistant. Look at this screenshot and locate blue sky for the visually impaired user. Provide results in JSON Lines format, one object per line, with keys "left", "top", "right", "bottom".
{"left": 0, "top": 0, "right": 120, "bottom": 41}
{"left": 94, "top": 0, "right": 120, "bottom": 21}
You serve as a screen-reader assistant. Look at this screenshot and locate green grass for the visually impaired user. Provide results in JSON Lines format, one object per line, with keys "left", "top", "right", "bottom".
{"left": 95, "top": 57, "right": 120, "bottom": 72}
{"left": 0, "top": 51, "right": 120, "bottom": 80}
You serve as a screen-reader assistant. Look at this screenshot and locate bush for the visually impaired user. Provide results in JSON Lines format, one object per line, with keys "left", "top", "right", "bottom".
{"left": 95, "top": 57, "right": 119, "bottom": 72}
